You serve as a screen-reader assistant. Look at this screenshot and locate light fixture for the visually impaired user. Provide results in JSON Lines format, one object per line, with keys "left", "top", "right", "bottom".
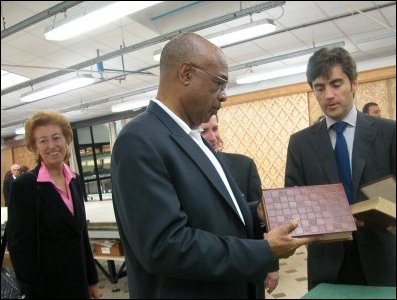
{"left": 355, "top": 31, "right": 395, "bottom": 44}
{"left": 151, "top": 18, "right": 277, "bottom": 61}
{"left": 236, "top": 65, "right": 307, "bottom": 84}
{"left": 44, "top": 1, "right": 163, "bottom": 41}
{"left": 15, "top": 127, "right": 25, "bottom": 135}
{"left": 111, "top": 99, "right": 150, "bottom": 113}
{"left": 20, "top": 74, "right": 95, "bottom": 103}
{"left": 1, "top": 69, "right": 30, "bottom": 90}
{"left": 153, "top": 49, "right": 162, "bottom": 62}
{"left": 208, "top": 18, "right": 276, "bottom": 47}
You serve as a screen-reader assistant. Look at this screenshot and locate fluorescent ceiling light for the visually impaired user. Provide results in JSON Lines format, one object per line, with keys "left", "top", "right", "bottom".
{"left": 152, "top": 18, "right": 276, "bottom": 61}
{"left": 45, "top": 1, "right": 163, "bottom": 41}
{"left": 236, "top": 65, "right": 307, "bottom": 84}
{"left": 356, "top": 31, "right": 396, "bottom": 44}
{"left": 112, "top": 99, "right": 150, "bottom": 113}
{"left": 208, "top": 19, "right": 276, "bottom": 47}
{"left": 1, "top": 69, "right": 30, "bottom": 90}
{"left": 153, "top": 49, "right": 162, "bottom": 62}
{"left": 15, "top": 127, "right": 25, "bottom": 135}
{"left": 20, "top": 74, "right": 95, "bottom": 103}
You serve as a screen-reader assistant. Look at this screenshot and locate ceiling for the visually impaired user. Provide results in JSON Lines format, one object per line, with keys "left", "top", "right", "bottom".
{"left": 1, "top": 1, "right": 396, "bottom": 139}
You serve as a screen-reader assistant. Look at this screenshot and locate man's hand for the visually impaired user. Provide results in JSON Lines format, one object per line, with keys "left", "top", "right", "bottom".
{"left": 264, "top": 271, "right": 279, "bottom": 294}
{"left": 265, "top": 219, "right": 318, "bottom": 259}
{"left": 89, "top": 283, "right": 102, "bottom": 299}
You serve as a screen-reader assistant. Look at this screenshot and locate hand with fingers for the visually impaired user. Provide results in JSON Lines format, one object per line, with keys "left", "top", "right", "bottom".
{"left": 264, "top": 271, "right": 279, "bottom": 294}
{"left": 264, "top": 219, "right": 318, "bottom": 259}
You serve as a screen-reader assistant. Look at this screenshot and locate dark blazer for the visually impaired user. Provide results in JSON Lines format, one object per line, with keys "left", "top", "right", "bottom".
{"left": 218, "top": 152, "right": 262, "bottom": 204}
{"left": 7, "top": 164, "right": 98, "bottom": 298}
{"left": 111, "top": 101, "right": 277, "bottom": 299}
{"left": 218, "top": 152, "right": 278, "bottom": 299}
{"left": 285, "top": 111, "right": 396, "bottom": 289}
{"left": 3, "top": 172, "right": 14, "bottom": 206}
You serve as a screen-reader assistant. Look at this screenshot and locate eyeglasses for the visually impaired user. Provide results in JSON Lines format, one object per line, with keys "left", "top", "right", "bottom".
{"left": 190, "top": 62, "right": 228, "bottom": 93}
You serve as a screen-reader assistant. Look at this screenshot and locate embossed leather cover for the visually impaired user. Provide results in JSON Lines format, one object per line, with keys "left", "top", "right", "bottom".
{"left": 262, "top": 184, "right": 357, "bottom": 242}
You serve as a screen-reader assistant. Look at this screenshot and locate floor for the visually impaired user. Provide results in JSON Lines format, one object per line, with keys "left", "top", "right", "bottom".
{"left": 4, "top": 245, "right": 308, "bottom": 299}
{"left": 97, "top": 246, "right": 308, "bottom": 299}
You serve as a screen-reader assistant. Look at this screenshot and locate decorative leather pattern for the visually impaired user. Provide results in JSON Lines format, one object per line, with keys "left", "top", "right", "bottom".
{"left": 262, "top": 184, "right": 356, "bottom": 237}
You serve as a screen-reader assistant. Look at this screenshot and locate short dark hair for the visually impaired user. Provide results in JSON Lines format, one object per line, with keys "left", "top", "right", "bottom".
{"left": 306, "top": 47, "right": 357, "bottom": 88}
{"left": 362, "top": 102, "right": 379, "bottom": 114}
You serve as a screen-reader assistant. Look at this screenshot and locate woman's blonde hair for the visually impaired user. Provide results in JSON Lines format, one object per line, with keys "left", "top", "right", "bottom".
{"left": 24, "top": 109, "right": 73, "bottom": 163}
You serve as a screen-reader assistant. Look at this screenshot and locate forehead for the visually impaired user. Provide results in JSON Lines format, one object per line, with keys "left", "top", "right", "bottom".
{"left": 201, "top": 115, "right": 218, "bottom": 129}
{"left": 34, "top": 124, "right": 62, "bottom": 136}
{"left": 313, "top": 65, "right": 348, "bottom": 84}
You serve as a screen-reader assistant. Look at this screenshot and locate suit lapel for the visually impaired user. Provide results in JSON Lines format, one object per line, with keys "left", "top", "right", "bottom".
{"left": 310, "top": 121, "right": 340, "bottom": 183}
{"left": 216, "top": 151, "right": 253, "bottom": 235}
{"left": 351, "top": 113, "right": 376, "bottom": 201}
{"left": 149, "top": 102, "right": 247, "bottom": 226}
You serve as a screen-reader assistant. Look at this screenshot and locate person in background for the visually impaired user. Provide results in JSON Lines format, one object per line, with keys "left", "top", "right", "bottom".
{"left": 3, "top": 164, "right": 21, "bottom": 206}
{"left": 362, "top": 102, "right": 381, "bottom": 117}
{"left": 111, "top": 32, "right": 315, "bottom": 299}
{"left": 200, "top": 114, "right": 280, "bottom": 296}
{"left": 7, "top": 109, "right": 100, "bottom": 299}
{"left": 285, "top": 47, "right": 396, "bottom": 290}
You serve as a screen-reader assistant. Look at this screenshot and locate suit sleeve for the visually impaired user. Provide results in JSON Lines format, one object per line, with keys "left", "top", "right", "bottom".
{"left": 285, "top": 134, "right": 306, "bottom": 187}
{"left": 7, "top": 173, "right": 44, "bottom": 297}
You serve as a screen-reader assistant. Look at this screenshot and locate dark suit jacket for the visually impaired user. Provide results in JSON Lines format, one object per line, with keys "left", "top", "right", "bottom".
{"left": 218, "top": 152, "right": 262, "bottom": 205}
{"left": 3, "top": 173, "right": 14, "bottom": 206}
{"left": 285, "top": 111, "right": 396, "bottom": 289}
{"left": 7, "top": 164, "right": 98, "bottom": 298}
{"left": 218, "top": 152, "right": 278, "bottom": 299}
{"left": 111, "top": 101, "right": 277, "bottom": 299}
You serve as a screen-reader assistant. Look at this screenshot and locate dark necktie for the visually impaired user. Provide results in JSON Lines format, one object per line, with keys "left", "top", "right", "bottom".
{"left": 333, "top": 121, "right": 352, "bottom": 203}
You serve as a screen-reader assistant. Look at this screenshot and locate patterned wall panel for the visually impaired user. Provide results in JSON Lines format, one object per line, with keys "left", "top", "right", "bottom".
{"left": 389, "top": 78, "right": 396, "bottom": 120}
{"left": 219, "top": 93, "right": 309, "bottom": 189}
{"left": 308, "top": 91, "right": 323, "bottom": 125}
{"left": 12, "top": 146, "right": 37, "bottom": 170}
{"left": 355, "top": 80, "right": 393, "bottom": 119}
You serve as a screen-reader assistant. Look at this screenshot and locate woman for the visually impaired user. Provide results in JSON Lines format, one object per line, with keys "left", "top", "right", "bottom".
{"left": 7, "top": 110, "right": 100, "bottom": 299}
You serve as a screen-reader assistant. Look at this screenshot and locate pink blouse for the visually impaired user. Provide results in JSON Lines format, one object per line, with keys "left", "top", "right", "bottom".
{"left": 37, "top": 162, "right": 76, "bottom": 215}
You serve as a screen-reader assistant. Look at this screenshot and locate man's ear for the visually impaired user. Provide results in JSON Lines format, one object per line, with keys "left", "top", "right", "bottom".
{"left": 179, "top": 62, "right": 193, "bottom": 86}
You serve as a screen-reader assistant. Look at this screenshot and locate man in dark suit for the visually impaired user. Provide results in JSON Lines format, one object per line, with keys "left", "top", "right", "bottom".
{"left": 285, "top": 47, "right": 396, "bottom": 290}
{"left": 111, "top": 33, "right": 315, "bottom": 299}
{"left": 200, "top": 114, "right": 279, "bottom": 297}
{"left": 3, "top": 164, "right": 21, "bottom": 206}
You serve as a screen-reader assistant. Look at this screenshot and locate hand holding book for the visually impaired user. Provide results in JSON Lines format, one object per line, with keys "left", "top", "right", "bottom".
{"left": 264, "top": 219, "right": 318, "bottom": 259}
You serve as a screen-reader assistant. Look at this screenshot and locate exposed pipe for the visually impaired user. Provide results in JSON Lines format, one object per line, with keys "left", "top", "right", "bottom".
{"left": 151, "top": 1, "right": 203, "bottom": 21}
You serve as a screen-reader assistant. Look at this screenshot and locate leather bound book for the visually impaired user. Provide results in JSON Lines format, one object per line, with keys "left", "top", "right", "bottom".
{"left": 350, "top": 197, "right": 395, "bottom": 230}
{"left": 351, "top": 176, "right": 396, "bottom": 230}
{"left": 262, "top": 184, "right": 357, "bottom": 243}
{"left": 359, "top": 176, "right": 396, "bottom": 203}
